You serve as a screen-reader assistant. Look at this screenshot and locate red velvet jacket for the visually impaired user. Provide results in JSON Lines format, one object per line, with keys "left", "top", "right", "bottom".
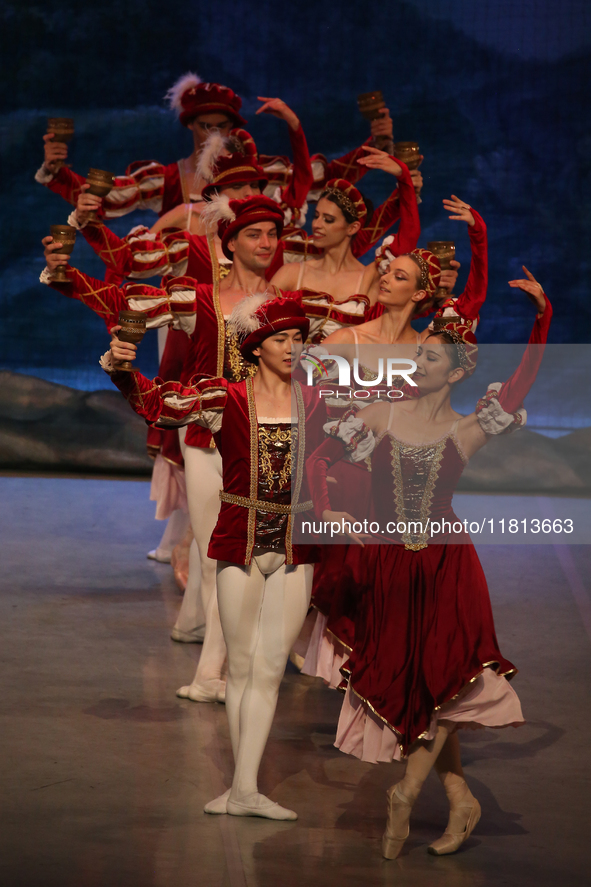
{"left": 106, "top": 372, "right": 325, "bottom": 565}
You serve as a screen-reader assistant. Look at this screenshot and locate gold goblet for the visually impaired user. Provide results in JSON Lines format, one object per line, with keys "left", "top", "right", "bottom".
{"left": 49, "top": 224, "right": 76, "bottom": 283}
{"left": 357, "top": 91, "right": 391, "bottom": 152}
{"left": 428, "top": 241, "right": 456, "bottom": 302}
{"left": 117, "top": 310, "right": 147, "bottom": 372}
{"left": 85, "top": 168, "right": 115, "bottom": 221}
{"left": 47, "top": 117, "right": 74, "bottom": 172}
{"left": 393, "top": 141, "right": 421, "bottom": 170}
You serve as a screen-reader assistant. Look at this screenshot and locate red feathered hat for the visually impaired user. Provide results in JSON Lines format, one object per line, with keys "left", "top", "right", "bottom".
{"left": 201, "top": 195, "right": 285, "bottom": 260}
{"left": 320, "top": 178, "right": 367, "bottom": 225}
{"left": 230, "top": 295, "right": 309, "bottom": 363}
{"left": 166, "top": 73, "right": 246, "bottom": 127}
{"left": 201, "top": 155, "right": 268, "bottom": 201}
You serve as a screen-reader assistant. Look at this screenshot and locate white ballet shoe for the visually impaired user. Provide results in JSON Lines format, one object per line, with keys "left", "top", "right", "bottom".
{"left": 170, "top": 625, "right": 205, "bottom": 643}
{"left": 428, "top": 797, "right": 481, "bottom": 855}
{"left": 204, "top": 789, "right": 231, "bottom": 815}
{"left": 226, "top": 792, "right": 297, "bottom": 821}
{"left": 147, "top": 548, "right": 172, "bottom": 563}
{"left": 176, "top": 679, "right": 226, "bottom": 703}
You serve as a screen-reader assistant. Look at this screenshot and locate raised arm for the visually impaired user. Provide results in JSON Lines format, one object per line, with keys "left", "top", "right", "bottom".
{"left": 460, "top": 274, "right": 552, "bottom": 455}
{"left": 41, "top": 236, "right": 198, "bottom": 331}
{"left": 493, "top": 271, "right": 552, "bottom": 414}
{"left": 353, "top": 149, "right": 421, "bottom": 258}
{"left": 104, "top": 334, "right": 227, "bottom": 430}
{"left": 438, "top": 196, "right": 488, "bottom": 322}
{"left": 72, "top": 187, "right": 190, "bottom": 280}
{"left": 35, "top": 133, "right": 169, "bottom": 218}
{"left": 255, "top": 98, "right": 314, "bottom": 224}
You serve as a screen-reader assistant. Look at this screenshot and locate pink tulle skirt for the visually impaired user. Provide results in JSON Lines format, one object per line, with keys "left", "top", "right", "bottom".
{"left": 150, "top": 454, "right": 188, "bottom": 520}
{"left": 302, "top": 611, "right": 349, "bottom": 689}
{"left": 335, "top": 667, "right": 525, "bottom": 763}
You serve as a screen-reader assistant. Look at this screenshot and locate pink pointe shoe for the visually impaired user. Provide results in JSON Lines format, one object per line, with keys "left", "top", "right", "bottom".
{"left": 428, "top": 797, "right": 481, "bottom": 855}
{"left": 382, "top": 783, "right": 412, "bottom": 860}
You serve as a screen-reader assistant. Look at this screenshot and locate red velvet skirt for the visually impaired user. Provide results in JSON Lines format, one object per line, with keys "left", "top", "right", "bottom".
{"left": 344, "top": 541, "right": 516, "bottom": 754}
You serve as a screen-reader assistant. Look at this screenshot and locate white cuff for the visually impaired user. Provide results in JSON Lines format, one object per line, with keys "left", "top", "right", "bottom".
{"left": 67, "top": 210, "right": 87, "bottom": 231}
{"left": 35, "top": 165, "right": 55, "bottom": 184}
{"left": 99, "top": 351, "right": 118, "bottom": 375}
{"left": 477, "top": 383, "right": 527, "bottom": 435}
{"left": 39, "top": 266, "right": 55, "bottom": 285}
{"left": 324, "top": 414, "right": 375, "bottom": 461}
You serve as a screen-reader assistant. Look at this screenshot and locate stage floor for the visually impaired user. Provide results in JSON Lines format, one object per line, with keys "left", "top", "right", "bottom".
{"left": 1, "top": 475, "right": 590, "bottom": 887}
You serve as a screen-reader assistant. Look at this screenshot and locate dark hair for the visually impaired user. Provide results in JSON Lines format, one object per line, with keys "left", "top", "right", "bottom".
{"left": 425, "top": 332, "right": 466, "bottom": 380}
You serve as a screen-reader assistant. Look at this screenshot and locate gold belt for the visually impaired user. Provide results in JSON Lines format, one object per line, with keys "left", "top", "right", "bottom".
{"left": 219, "top": 491, "right": 313, "bottom": 514}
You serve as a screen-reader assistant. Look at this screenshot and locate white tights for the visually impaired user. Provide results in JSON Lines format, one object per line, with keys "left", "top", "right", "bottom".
{"left": 175, "top": 445, "right": 226, "bottom": 685}
{"left": 217, "top": 553, "right": 313, "bottom": 799}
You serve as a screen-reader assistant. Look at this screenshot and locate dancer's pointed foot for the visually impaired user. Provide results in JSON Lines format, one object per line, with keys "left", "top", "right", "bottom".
{"left": 176, "top": 679, "right": 226, "bottom": 703}
{"left": 382, "top": 783, "right": 412, "bottom": 860}
{"left": 170, "top": 625, "right": 205, "bottom": 643}
{"left": 227, "top": 792, "right": 297, "bottom": 820}
{"left": 428, "top": 796, "right": 481, "bottom": 855}
{"left": 204, "top": 789, "right": 231, "bottom": 815}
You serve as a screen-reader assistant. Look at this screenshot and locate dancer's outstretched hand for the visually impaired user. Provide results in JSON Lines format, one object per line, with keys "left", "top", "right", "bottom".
{"left": 75, "top": 183, "right": 102, "bottom": 225}
{"left": 443, "top": 194, "right": 475, "bottom": 227}
{"left": 508, "top": 266, "right": 546, "bottom": 315}
{"left": 43, "top": 133, "right": 68, "bottom": 174}
{"left": 358, "top": 145, "right": 403, "bottom": 177}
{"left": 109, "top": 325, "right": 137, "bottom": 366}
{"left": 321, "top": 510, "right": 371, "bottom": 547}
{"left": 256, "top": 97, "right": 300, "bottom": 131}
{"left": 42, "top": 235, "right": 71, "bottom": 272}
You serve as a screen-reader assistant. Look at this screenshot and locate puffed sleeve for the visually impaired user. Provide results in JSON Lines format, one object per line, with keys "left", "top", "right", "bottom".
{"left": 100, "top": 360, "right": 228, "bottom": 431}
{"left": 35, "top": 161, "right": 167, "bottom": 218}
{"left": 306, "top": 410, "right": 374, "bottom": 519}
{"left": 78, "top": 222, "right": 190, "bottom": 280}
{"left": 40, "top": 265, "right": 199, "bottom": 333}
{"left": 323, "top": 410, "right": 376, "bottom": 462}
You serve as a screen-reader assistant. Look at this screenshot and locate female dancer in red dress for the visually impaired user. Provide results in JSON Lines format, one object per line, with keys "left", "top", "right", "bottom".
{"left": 106, "top": 296, "right": 326, "bottom": 820}
{"left": 301, "top": 196, "right": 486, "bottom": 684}
{"left": 307, "top": 268, "right": 551, "bottom": 858}
{"left": 271, "top": 152, "right": 422, "bottom": 340}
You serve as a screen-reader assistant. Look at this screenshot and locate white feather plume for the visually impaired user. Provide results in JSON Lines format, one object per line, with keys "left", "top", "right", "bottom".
{"left": 195, "top": 132, "right": 229, "bottom": 183}
{"left": 199, "top": 193, "right": 236, "bottom": 232}
{"left": 227, "top": 292, "right": 273, "bottom": 336}
{"left": 165, "top": 72, "right": 202, "bottom": 111}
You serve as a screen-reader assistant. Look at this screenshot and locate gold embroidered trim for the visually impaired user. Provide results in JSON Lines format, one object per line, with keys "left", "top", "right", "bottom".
{"left": 208, "top": 232, "right": 227, "bottom": 377}
{"left": 326, "top": 626, "right": 353, "bottom": 653}
{"left": 219, "top": 491, "right": 312, "bottom": 514}
{"left": 348, "top": 658, "right": 518, "bottom": 757}
{"left": 225, "top": 325, "right": 257, "bottom": 382}
{"left": 286, "top": 381, "right": 306, "bottom": 563}
{"left": 214, "top": 166, "right": 258, "bottom": 182}
{"left": 258, "top": 425, "right": 291, "bottom": 491}
{"left": 245, "top": 376, "right": 258, "bottom": 564}
{"left": 389, "top": 435, "right": 447, "bottom": 550}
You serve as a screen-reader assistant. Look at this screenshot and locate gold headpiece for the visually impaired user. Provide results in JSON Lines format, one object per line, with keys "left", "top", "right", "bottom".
{"left": 322, "top": 186, "right": 359, "bottom": 220}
